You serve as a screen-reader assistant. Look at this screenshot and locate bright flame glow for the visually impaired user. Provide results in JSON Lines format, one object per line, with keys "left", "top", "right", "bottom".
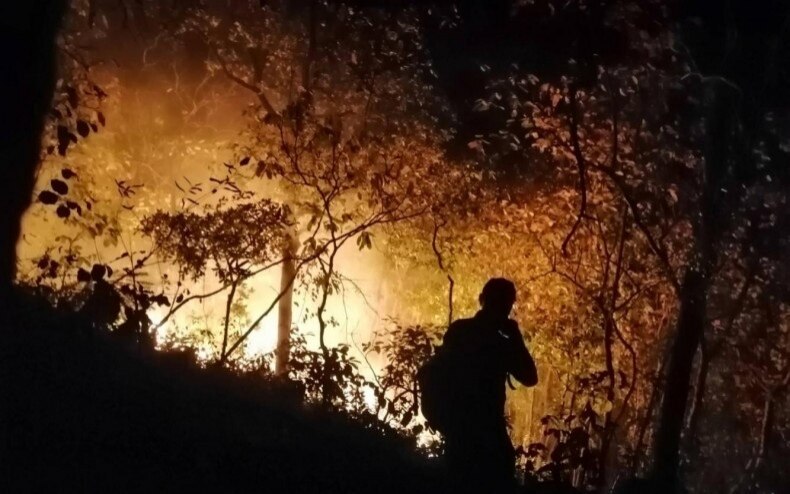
{"left": 145, "top": 241, "right": 390, "bottom": 375}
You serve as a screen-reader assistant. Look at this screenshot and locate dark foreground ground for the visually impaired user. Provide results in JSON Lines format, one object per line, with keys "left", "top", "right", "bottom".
{"left": 1, "top": 290, "right": 448, "bottom": 494}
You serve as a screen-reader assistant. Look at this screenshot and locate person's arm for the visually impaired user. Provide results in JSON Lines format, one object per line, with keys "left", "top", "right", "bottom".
{"left": 503, "top": 321, "right": 538, "bottom": 386}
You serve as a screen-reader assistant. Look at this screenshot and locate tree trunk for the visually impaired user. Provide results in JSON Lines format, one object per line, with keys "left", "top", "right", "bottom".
{"left": 0, "top": 3, "right": 66, "bottom": 488}
{"left": 0, "top": 2, "right": 66, "bottom": 294}
{"left": 652, "top": 263, "right": 709, "bottom": 489}
{"left": 729, "top": 391, "right": 776, "bottom": 494}
{"left": 755, "top": 392, "right": 774, "bottom": 470}
{"left": 684, "top": 339, "right": 710, "bottom": 442}
{"left": 219, "top": 280, "right": 238, "bottom": 363}
{"left": 598, "top": 313, "right": 617, "bottom": 492}
{"left": 275, "top": 231, "right": 298, "bottom": 376}
{"left": 632, "top": 353, "right": 667, "bottom": 475}
{"left": 651, "top": 85, "right": 733, "bottom": 490}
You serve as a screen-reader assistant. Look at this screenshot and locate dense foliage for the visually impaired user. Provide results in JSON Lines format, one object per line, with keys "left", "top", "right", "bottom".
{"left": 10, "top": 1, "right": 790, "bottom": 493}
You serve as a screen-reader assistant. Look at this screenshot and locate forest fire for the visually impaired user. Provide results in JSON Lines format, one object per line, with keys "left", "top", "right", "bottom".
{"left": 143, "top": 244, "right": 389, "bottom": 367}
{"left": 3, "top": 1, "right": 790, "bottom": 493}
{"left": 20, "top": 83, "right": 396, "bottom": 374}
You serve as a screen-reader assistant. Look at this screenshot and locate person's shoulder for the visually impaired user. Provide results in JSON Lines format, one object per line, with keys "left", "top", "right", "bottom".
{"left": 448, "top": 317, "right": 476, "bottom": 332}
{"left": 444, "top": 317, "right": 476, "bottom": 341}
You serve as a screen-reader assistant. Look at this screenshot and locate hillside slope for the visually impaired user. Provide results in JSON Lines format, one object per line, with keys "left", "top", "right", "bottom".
{"left": 1, "top": 291, "right": 444, "bottom": 493}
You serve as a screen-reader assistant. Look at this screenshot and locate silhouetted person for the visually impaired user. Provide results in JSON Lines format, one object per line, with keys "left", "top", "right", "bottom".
{"left": 441, "top": 278, "right": 538, "bottom": 492}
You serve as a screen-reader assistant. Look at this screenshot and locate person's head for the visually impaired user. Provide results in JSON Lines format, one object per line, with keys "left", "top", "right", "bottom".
{"left": 478, "top": 278, "right": 516, "bottom": 320}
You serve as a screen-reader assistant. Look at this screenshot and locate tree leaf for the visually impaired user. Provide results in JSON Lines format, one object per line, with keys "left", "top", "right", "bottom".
{"left": 66, "top": 201, "right": 82, "bottom": 216}
{"left": 66, "top": 86, "right": 79, "bottom": 108}
{"left": 77, "top": 268, "right": 91, "bottom": 283}
{"left": 57, "top": 125, "right": 72, "bottom": 156}
{"left": 51, "top": 179, "right": 69, "bottom": 195}
{"left": 91, "top": 264, "right": 107, "bottom": 281}
{"left": 38, "top": 190, "right": 59, "bottom": 205}
{"left": 76, "top": 120, "right": 90, "bottom": 138}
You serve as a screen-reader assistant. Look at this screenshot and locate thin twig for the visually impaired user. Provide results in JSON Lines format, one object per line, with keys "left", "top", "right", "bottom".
{"left": 561, "top": 87, "right": 588, "bottom": 256}
{"left": 431, "top": 218, "right": 454, "bottom": 326}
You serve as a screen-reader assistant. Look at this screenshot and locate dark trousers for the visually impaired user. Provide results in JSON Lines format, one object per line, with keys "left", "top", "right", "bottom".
{"left": 444, "top": 419, "right": 515, "bottom": 493}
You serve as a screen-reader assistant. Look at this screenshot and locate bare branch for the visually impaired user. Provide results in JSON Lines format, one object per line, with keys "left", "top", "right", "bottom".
{"left": 214, "top": 48, "right": 279, "bottom": 118}
{"left": 561, "top": 87, "right": 588, "bottom": 256}
{"left": 431, "top": 217, "right": 455, "bottom": 326}
{"left": 592, "top": 162, "right": 681, "bottom": 293}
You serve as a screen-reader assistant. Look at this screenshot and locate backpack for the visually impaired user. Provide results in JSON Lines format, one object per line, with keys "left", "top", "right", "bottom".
{"left": 417, "top": 339, "right": 519, "bottom": 433}
{"left": 417, "top": 345, "right": 465, "bottom": 433}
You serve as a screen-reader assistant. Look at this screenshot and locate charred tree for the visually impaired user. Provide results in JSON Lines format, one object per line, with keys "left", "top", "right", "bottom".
{"left": 0, "top": 2, "right": 66, "bottom": 294}
{"left": 0, "top": 2, "right": 67, "bottom": 487}
{"left": 275, "top": 230, "right": 298, "bottom": 376}
{"left": 652, "top": 79, "right": 735, "bottom": 491}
